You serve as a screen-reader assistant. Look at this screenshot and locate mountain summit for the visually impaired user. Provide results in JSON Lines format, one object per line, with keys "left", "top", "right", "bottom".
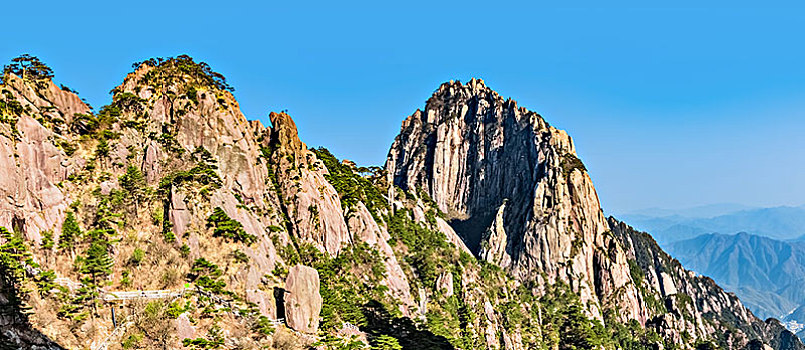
{"left": 0, "top": 56, "right": 801, "bottom": 350}
{"left": 387, "top": 78, "right": 641, "bottom": 321}
{"left": 387, "top": 77, "right": 802, "bottom": 349}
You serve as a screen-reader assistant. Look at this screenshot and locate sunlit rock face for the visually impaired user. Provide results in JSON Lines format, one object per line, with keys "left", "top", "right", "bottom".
{"left": 1, "top": 56, "right": 802, "bottom": 350}
{"left": 386, "top": 78, "right": 643, "bottom": 322}
{"left": 387, "top": 78, "right": 805, "bottom": 349}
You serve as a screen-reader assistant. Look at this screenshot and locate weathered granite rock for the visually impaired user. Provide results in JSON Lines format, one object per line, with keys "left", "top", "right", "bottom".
{"left": 1, "top": 57, "right": 802, "bottom": 350}
{"left": 435, "top": 271, "right": 453, "bottom": 297}
{"left": 386, "top": 78, "right": 642, "bottom": 322}
{"left": 386, "top": 78, "right": 804, "bottom": 350}
{"left": 346, "top": 201, "right": 415, "bottom": 313}
{"left": 0, "top": 76, "right": 77, "bottom": 244}
{"left": 267, "top": 111, "right": 351, "bottom": 255}
{"left": 611, "top": 218, "right": 803, "bottom": 349}
{"left": 284, "top": 265, "right": 322, "bottom": 334}
{"left": 174, "top": 313, "right": 196, "bottom": 341}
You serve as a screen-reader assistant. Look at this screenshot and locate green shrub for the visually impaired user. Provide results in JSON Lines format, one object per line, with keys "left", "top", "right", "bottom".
{"left": 35, "top": 270, "right": 57, "bottom": 296}
{"left": 231, "top": 249, "right": 249, "bottom": 263}
{"left": 122, "top": 333, "right": 144, "bottom": 349}
{"left": 129, "top": 248, "right": 145, "bottom": 266}
{"left": 120, "top": 270, "right": 131, "bottom": 287}
{"left": 206, "top": 207, "right": 256, "bottom": 245}
{"left": 560, "top": 153, "right": 586, "bottom": 177}
{"left": 371, "top": 335, "right": 402, "bottom": 350}
{"left": 135, "top": 55, "right": 234, "bottom": 93}
{"left": 158, "top": 147, "right": 221, "bottom": 196}
{"left": 180, "top": 244, "right": 191, "bottom": 258}
{"left": 182, "top": 322, "right": 225, "bottom": 349}
{"left": 40, "top": 230, "right": 54, "bottom": 250}
{"left": 252, "top": 315, "right": 275, "bottom": 336}
{"left": 311, "top": 147, "right": 388, "bottom": 220}
{"left": 60, "top": 212, "right": 82, "bottom": 251}
{"left": 166, "top": 300, "right": 191, "bottom": 318}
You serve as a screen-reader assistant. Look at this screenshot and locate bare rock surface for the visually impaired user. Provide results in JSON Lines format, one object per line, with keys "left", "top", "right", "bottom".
{"left": 386, "top": 78, "right": 804, "bottom": 349}
{"left": 0, "top": 59, "right": 802, "bottom": 350}
{"left": 283, "top": 265, "right": 322, "bottom": 334}
{"left": 387, "top": 78, "right": 642, "bottom": 321}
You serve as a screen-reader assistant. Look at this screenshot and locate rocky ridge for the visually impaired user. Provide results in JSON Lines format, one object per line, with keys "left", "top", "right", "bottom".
{"left": 0, "top": 56, "right": 527, "bottom": 349}
{"left": 386, "top": 78, "right": 804, "bottom": 349}
{"left": 0, "top": 56, "right": 800, "bottom": 350}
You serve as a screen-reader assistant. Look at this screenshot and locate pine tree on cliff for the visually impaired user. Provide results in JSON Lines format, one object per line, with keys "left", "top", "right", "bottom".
{"left": 81, "top": 238, "right": 113, "bottom": 287}
{"left": 119, "top": 164, "right": 146, "bottom": 212}
{"left": 0, "top": 227, "right": 32, "bottom": 317}
{"left": 78, "top": 237, "right": 113, "bottom": 314}
{"left": 59, "top": 211, "right": 81, "bottom": 254}
{"left": 2, "top": 54, "right": 53, "bottom": 88}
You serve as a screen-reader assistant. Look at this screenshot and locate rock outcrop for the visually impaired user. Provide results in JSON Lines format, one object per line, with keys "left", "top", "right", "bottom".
{"left": 283, "top": 265, "right": 322, "bottom": 334}
{"left": 387, "top": 78, "right": 643, "bottom": 321}
{"left": 610, "top": 218, "right": 802, "bottom": 349}
{"left": 1, "top": 56, "right": 802, "bottom": 350}
{"left": 386, "top": 78, "right": 804, "bottom": 349}
{"left": 0, "top": 55, "right": 421, "bottom": 349}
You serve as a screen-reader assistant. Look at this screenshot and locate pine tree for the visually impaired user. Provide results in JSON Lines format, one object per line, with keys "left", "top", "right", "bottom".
{"left": 39, "top": 230, "right": 55, "bottom": 265}
{"left": 95, "top": 138, "right": 109, "bottom": 158}
{"left": 81, "top": 239, "right": 113, "bottom": 287}
{"left": 78, "top": 238, "right": 113, "bottom": 314}
{"left": 40, "top": 230, "right": 54, "bottom": 250}
{"left": 119, "top": 164, "right": 146, "bottom": 211}
{"left": 60, "top": 212, "right": 81, "bottom": 252}
{"left": 371, "top": 335, "right": 403, "bottom": 350}
{"left": 0, "top": 227, "right": 33, "bottom": 317}
{"left": 3, "top": 54, "right": 54, "bottom": 89}
{"left": 93, "top": 197, "right": 121, "bottom": 233}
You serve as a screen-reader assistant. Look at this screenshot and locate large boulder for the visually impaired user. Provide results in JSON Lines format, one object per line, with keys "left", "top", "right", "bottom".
{"left": 283, "top": 265, "right": 322, "bottom": 334}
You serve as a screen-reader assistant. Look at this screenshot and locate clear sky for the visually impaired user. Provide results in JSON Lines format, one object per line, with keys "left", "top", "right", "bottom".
{"left": 3, "top": 1, "right": 805, "bottom": 214}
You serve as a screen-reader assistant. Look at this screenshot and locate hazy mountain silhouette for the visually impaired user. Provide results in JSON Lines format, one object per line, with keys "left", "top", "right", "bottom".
{"left": 620, "top": 205, "right": 805, "bottom": 244}
{"left": 666, "top": 232, "right": 805, "bottom": 325}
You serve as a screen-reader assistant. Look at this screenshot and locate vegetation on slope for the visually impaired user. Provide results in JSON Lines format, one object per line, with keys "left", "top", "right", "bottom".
{"left": 311, "top": 147, "right": 388, "bottom": 220}
{"left": 0, "top": 54, "right": 778, "bottom": 350}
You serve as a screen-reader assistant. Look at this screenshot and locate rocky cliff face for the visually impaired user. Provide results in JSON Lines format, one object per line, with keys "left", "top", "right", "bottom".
{"left": 0, "top": 56, "right": 523, "bottom": 349}
{"left": 610, "top": 218, "right": 803, "bottom": 350}
{"left": 0, "top": 56, "right": 388, "bottom": 348}
{"left": 0, "top": 56, "right": 801, "bottom": 350}
{"left": 386, "top": 78, "right": 643, "bottom": 321}
{"left": 386, "top": 78, "right": 804, "bottom": 349}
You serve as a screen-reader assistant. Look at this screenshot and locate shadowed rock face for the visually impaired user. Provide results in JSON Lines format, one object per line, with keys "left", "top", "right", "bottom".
{"left": 386, "top": 78, "right": 544, "bottom": 253}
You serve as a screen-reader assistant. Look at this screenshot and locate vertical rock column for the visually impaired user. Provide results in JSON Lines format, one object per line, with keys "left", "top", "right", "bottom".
{"left": 283, "top": 265, "right": 322, "bottom": 334}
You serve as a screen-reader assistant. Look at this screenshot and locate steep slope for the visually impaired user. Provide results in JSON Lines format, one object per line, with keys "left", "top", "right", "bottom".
{"left": 387, "top": 78, "right": 803, "bottom": 350}
{"left": 610, "top": 220, "right": 802, "bottom": 349}
{"left": 0, "top": 55, "right": 418, "bottom": 349}
{"left": 666, "top": 233, "right": 805, "bottom": 325}
{"left": 0, "top": 56, "right": 576, "bottom": 350}
{"left": 1, "top": 55, "right": 803, "bottom": 350}
{"left": 386, "top": 78, "right": 643, "bottom": 322}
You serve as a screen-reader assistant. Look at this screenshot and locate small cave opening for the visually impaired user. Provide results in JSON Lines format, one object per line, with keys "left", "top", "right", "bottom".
{"left": 273, "top": 287, "right": 286, "bottom": 321}
{"left": 11, "top": 216, "right": 25, "bottom": 235}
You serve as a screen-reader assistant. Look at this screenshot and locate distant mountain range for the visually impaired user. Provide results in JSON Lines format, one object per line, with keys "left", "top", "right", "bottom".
{"left": 619, "top": 203, "right": 759, "bottom": 219}
{"left": 617, "top": 204, "right": 805, "bottom": 244}
{"left": 665, "top": 232, "right": 805, "bottom": 338}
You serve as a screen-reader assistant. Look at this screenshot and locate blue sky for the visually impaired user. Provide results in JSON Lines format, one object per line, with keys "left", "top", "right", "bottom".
{"left": 3, "top": 1, "right": 805, "bottom": 213}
